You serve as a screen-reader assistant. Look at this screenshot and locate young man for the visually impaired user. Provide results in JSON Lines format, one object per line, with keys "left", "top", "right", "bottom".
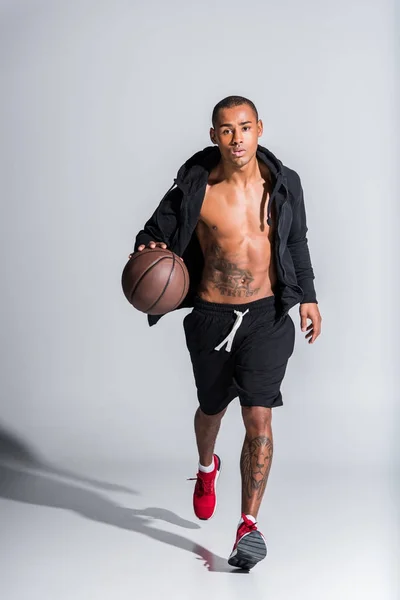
{"left": 130, "top": 95, "right": 322, "bottom": 570}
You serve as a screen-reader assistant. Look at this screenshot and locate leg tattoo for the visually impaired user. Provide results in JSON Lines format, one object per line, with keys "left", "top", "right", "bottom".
{"left": 240, "top": 435, "right": 273, "bottom": 516}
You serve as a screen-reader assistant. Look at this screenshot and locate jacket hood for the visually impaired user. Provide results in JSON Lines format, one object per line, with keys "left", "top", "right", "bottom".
{"left": 173, "top": 144, "right": 287, "bottom": 197}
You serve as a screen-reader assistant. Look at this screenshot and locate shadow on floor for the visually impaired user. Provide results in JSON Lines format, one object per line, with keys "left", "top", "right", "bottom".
{"left": 0, "top": 425, "right": 238, "bottom": 573}
{"left": 0, "top": 423, "right": 137, "bottom": 495}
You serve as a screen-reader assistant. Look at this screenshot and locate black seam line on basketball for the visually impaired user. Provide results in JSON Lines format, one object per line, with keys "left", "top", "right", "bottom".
{"left": 129, "top": 256, "right": 167, "bottom": 301}
{"left": 128, "top": 249, "right": 161, "bottom": 266}
{"left": 146, "top": 253, "right": 176, "bottom": 313}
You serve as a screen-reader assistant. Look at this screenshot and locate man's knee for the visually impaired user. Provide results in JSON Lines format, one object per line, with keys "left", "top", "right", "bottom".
{"left": 241, "top": 405, "right": 272, "bottom": 433}
{"left": 197, "top": 406, "right": 228, "bottom": 421}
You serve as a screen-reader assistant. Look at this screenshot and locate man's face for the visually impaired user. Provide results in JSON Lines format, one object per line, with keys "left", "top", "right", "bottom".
{"left": 210, "top": 104, "right": 263, "bottom": 168}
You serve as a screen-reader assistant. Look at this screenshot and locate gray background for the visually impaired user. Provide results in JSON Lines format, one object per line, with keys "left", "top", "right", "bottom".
{"left": 0, "top": 0, "right": 397, "bottom": 469}
{"left": 0, "top": 1, "right": 398, "bottom": 597}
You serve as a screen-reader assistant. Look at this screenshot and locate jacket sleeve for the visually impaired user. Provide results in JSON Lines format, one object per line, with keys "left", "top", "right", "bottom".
{"left": 133, "top": 185, "right": 182, "bottom": 252}
{"left": 287, "top": 180, "right": 318, "bottom": 304}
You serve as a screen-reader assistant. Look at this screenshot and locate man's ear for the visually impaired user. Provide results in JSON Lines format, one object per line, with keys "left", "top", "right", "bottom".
{"left": 210, "top": 127, "right": 217, "bottom": 144}
{"left": 257, "top": 119, "right": 263, "bottom": 137}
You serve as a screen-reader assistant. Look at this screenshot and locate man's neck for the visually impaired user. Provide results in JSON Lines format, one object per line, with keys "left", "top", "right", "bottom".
{"left": 217, "top": 155, "right": 264, "bottom": 189}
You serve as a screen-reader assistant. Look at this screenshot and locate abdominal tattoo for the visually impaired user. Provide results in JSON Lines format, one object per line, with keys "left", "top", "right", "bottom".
{"left": 203, "top": 244, "right": 260, "bottom": 298}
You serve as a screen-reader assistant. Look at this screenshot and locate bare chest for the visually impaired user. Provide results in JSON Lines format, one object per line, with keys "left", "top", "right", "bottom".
{"left": 199, "top": 180, "right": 275, "bottom": 238}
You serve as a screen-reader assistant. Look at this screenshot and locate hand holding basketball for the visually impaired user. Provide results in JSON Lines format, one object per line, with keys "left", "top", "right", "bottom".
{"left": 128, "top": 240, "right": 166, "bottom": 258}
{"left": 122, "top": 244, "right": 189, "bottom": 314}
{"left": 128, "top": 241, "right": 183, "bottom": 260}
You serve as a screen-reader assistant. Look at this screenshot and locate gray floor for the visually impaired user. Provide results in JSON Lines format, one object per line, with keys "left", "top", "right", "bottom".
{"left": 0, "top": 451, "right": 398, "bottom": 600}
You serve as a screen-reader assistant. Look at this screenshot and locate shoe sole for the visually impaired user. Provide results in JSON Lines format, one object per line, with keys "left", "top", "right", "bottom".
{"left": 196, "top": 454, "right": 221, "bottom": 521}
{"left": 227, "top": 531, "right": 267, "bottom": 570}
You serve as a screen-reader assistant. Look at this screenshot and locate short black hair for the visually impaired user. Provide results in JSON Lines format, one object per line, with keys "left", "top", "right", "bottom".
{"left": 211, "top": 95, "right": 259, "bottom": 128}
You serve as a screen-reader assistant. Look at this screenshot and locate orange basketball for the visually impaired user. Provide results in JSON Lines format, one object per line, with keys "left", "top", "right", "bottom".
{"left": 121, "top": 248, "right": 190, "bottom": 315}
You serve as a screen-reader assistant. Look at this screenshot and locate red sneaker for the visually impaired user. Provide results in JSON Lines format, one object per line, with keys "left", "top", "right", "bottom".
{"left": 228, "top": 514, "right": 267, "bottom": 570}
{"left": 187, "top": 454, "right": 221, "bottom": 520}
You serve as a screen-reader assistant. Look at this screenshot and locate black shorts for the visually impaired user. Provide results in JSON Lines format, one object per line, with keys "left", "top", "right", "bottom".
{"left": 183, "top": 295, "right": 295, "bottom": 415}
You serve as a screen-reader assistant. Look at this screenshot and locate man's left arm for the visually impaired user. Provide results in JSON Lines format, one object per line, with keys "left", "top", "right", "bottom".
{"left": 287, "top": 180, "right": 322, "bottom": 344}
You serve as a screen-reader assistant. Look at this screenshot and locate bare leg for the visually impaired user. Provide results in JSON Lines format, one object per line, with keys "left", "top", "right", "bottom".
{"left": 240, "top": 406, "right": 273, "bottom": 519}
{"left": 194, "top": 406, "right": 227, "bottom": 466}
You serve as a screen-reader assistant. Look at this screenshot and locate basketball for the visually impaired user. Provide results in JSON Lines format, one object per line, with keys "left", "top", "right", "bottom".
{"left": 121, "top": 248, "right": 190, "bottom": 315}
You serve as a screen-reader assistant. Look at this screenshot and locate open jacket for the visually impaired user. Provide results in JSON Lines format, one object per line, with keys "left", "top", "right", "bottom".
{"left": 133, "top": 144, "right": 318, "bottom": 327}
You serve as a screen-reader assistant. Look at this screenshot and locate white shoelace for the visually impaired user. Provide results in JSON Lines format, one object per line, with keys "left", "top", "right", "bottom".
{"left": 214, "top": 309, "right": 249, "bottom": 352}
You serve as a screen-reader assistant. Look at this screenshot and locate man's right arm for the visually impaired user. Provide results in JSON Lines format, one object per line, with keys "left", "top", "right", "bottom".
{"left": 132, "top": 185, "right": 182, "bottom": 253}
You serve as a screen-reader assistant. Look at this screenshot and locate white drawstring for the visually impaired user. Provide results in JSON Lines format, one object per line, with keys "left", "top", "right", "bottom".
{"left": 214, "top": 309, "right": 249, "bottom": 352}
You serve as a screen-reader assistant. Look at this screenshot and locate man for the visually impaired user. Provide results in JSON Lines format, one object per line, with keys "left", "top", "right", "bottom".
{"left": 130, "top": 95, "right": 322, "bottom": 570}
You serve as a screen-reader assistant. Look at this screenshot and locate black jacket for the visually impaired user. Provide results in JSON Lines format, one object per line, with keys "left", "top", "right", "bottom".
{"left": 134, "top": 144, "right": 318, "bottom": 327}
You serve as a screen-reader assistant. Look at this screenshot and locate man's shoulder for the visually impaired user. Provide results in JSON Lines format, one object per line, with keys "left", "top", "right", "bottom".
{"left": 281, "top": 163, "right": 301, "bottom": 187}
{"left": 281, "top": 164, "right": 302, "bottom": 201}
